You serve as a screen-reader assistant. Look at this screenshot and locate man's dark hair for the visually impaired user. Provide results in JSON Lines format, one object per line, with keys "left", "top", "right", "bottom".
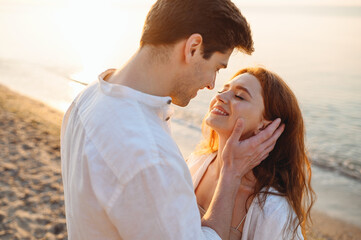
{"left": 140, "top": 0, "right": 254, "bottom": 59}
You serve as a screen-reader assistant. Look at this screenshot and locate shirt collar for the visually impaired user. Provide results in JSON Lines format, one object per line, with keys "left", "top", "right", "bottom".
{"left": 98, "top": 69, "right": 173, "bottom": 121}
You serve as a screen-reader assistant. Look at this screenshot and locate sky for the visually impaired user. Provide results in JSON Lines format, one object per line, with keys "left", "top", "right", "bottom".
{"left": 1, "top": 0, "right": 361, "bottom": 6}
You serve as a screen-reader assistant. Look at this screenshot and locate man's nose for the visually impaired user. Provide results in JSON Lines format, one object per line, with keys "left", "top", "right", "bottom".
{"left": 206, "top": 79, "right": 215, "bottom": 90}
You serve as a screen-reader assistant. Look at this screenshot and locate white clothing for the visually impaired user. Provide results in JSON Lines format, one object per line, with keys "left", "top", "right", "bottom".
{"left": 61, "top": 69, "right": 221, "bottom": 240}
{"left": 187, "top": 153, "right": 304, "bottom": 240}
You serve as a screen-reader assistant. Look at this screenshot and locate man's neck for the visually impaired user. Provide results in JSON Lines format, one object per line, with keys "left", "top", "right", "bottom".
{"left": 107, "top": 46, "right": 174, "bottom": 97}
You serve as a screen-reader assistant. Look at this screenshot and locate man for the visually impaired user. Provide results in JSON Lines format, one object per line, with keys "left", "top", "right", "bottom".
{"left": 61, "top": 0, "right": 284, "bottom": 239}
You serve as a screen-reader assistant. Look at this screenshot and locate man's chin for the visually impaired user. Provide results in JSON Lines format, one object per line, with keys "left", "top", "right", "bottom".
{"left": 173, "top": 100, "right": 190, "bottom": 107}
{"left": 172, "top": 97, "right": 191, "bottom": 107}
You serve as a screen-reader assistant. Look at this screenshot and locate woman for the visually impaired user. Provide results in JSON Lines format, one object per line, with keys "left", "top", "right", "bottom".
{"left": 188, "top": 67, "right": 315, "bottom": 240}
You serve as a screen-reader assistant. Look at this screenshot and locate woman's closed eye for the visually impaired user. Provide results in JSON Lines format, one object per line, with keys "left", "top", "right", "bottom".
{"left": 235, "top": 95, "right": 245, "bottom": 100}
{"left": 217, "top": 90, "right": 246, "bottom": 101}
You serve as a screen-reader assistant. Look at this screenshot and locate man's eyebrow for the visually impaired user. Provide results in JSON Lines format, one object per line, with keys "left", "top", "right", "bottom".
{"left": 223, "top": 83, "right": 252, "bottom": 98}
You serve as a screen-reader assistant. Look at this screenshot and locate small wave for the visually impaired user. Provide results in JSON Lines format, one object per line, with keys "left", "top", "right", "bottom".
{"left": 310, "top": 153, "right": 361, "bottom": 181}
{"left": 173, "top": 108, "right": 361, "bottom": 182}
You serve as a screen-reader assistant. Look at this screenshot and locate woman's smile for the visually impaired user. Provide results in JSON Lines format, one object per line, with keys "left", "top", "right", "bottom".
{"left": 206, "top": 73, "right": 267, "bottom": 139}
{"left": 210, "top": 106, "right": 229, "bottom": 116}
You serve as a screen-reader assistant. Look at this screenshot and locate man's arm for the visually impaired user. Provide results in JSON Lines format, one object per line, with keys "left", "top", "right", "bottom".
{"left": 106, "top": 163, "right": 221, "bottom": 240}
{"left": 202, "top": 118, "right": 284, "bottom": 239}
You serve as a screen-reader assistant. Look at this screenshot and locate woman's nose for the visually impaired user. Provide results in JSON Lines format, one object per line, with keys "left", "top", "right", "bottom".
{"left": 216, "top": 91, "right": 228, "bottom": 103}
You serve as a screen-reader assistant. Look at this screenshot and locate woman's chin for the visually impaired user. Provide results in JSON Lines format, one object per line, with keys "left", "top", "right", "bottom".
{"left": 205, "top": 117, "right": 217, "bottom": 129}
{"left": 206, "top": 118, "right": 258, "bottom": 141}
{"left": 221, "top": 128, "right": 255, "bottom": 141}
{"left": 206, "top": 118, "right": 222, "bottom": 130}
{"left": 210, "top": 126, "right": 233, "bottom": 139}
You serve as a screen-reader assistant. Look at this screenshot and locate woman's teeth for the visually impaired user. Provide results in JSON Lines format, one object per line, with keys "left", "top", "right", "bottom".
{"left": 212, "top": 108, "right": 228, "bottom": 116}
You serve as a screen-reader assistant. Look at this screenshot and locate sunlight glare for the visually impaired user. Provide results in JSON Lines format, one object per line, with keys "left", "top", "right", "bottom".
{"left": 55, "top": 0, "right": 145, "bottom": 84}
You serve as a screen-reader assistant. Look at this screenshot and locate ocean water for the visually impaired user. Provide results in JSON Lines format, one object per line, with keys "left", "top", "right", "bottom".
{"left": 176, "top": 4, "right": 361, "bottom": 181}
{"left": 1, "top": 0, "right": 361, "bottom": 225}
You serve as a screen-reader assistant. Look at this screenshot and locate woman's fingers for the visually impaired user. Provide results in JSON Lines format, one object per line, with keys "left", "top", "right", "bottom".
{"left": 252, "top": 123, "right": 285, "bottom": 165}
{"left": 242, "top": 122, "right": 284, "bottom": 169}
{"left": 252, "top": 118, "right": 282, "bottom": 145}
{"left": 228, "top": 118, "right": 245, "bottom": 145}
{"left": 222, "top": 118, "right": 284, "bottom": 178}
{"left": 260, "top": 123, "right": 285, "bottom": 152}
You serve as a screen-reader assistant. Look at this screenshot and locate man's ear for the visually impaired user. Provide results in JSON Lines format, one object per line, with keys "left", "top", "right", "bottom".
{"left": 184, "top": 33, "right": 203, "bottom": 64}
{"left": 254, "top": 119, "right": 272, "bottom": 135}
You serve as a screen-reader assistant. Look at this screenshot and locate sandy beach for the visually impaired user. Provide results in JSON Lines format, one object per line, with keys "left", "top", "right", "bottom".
{"left": 1, "top": 84, "right": 361, "bottom": 239}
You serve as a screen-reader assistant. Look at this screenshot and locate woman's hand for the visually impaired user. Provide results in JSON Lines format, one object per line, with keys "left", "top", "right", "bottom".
{"left": 221, "top": 118, "right": 284, "bottom": 180}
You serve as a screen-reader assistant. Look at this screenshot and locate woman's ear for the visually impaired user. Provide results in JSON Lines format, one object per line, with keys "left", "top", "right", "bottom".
{"left": 254, "top": 119, "right": 272, "bottom": 135}
{"left": 184, "top": 33, "right": 203, "bottom": 64}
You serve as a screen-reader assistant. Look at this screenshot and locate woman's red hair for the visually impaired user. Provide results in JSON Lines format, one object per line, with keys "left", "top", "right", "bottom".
{"left": 195, "top": 67, "right": 315, "bottom": 238}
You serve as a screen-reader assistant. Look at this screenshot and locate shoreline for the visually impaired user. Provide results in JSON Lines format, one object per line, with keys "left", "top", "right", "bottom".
{"left": 1, "top": 84, "right": 360, "bottom": 239}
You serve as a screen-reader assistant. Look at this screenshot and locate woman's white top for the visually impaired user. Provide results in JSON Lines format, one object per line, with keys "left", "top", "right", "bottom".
{"left": 187, "top": 152, "right": 304, "bottom": 240}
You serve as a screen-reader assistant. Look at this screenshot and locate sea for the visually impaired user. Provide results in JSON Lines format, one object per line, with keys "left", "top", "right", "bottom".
{"left": 0, "top": 0, "right": 360, "bottom": 227}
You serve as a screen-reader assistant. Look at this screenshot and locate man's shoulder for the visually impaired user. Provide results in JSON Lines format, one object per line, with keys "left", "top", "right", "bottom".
{"left": 76, "top": 83, "right": 154, "bottom": 138}
{"left": 72, "top": 82, "right": 184, "bottom": 178}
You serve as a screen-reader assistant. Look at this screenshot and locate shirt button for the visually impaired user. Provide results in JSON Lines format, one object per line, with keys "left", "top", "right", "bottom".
{"left": 165, "top": 117, "right": 170, "bottom": 121}
{"left": 167, "top": 99, "right": 172, "bottom": 104}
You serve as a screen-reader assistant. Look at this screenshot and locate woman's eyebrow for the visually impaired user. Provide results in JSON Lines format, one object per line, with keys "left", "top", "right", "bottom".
{"left": 235, "top": 85, "right": 253, "bottom": 98}
{"left": 223, "top": 84, "right": 252, "bottom": 98}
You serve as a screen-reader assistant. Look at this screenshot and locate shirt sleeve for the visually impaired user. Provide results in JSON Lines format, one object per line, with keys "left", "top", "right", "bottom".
{"left": 106, "top": 163, "right": 221, "bottom": 240}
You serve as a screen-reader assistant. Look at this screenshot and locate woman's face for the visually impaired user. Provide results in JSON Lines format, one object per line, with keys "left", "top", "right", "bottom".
{"left": 206, "top": 73, "right": 269, "bottom": 140}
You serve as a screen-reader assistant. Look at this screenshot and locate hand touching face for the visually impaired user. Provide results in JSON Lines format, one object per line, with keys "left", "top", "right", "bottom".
{"left": 206, "top": 73, "right": 270, "bottom": 140}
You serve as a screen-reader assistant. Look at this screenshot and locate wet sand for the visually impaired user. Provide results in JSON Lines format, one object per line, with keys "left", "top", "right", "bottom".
{"left": 0, "top": 84, "right": 65, "bottom": 239}
{"left": 0, "top": 84, "right": 360, "bottom": 239}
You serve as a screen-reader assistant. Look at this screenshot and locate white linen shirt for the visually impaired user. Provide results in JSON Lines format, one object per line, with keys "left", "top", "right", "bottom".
{"left": 61, "top": 69, "right": 221, "bottom": 240}
{"left": 187, "top": 153, "right": 304, "bottom": 240}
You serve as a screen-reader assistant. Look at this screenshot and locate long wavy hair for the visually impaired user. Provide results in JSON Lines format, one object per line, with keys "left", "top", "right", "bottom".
{"left": 195, "top": 67, "right": 315, "bottom": 239}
